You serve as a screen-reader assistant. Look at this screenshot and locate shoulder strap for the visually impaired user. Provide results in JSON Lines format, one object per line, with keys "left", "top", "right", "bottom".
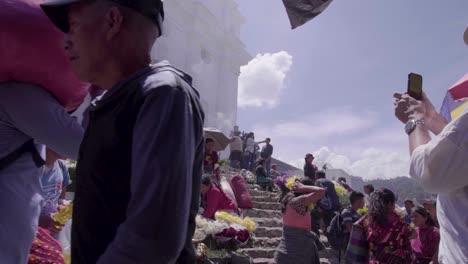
{"left": 0, "top": 139, "right": 45, "bottom": 171}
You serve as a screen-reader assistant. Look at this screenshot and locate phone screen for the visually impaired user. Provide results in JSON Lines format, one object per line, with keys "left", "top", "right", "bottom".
{"left": 408, "top": 73, "right": 423, "bottom": 100}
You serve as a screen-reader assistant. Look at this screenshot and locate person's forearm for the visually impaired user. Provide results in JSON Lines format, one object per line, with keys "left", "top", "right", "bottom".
{"left": 60, "top": 186, "right": 67, "bottom": 199}
{"left": 426, "top": 112, "right": 448, "bottom": 135}
{"left": 409, "top": 121, "right": 432, "bottom": 154}
{"left": 300, "top": 185, "right": 325, "bottom": 194}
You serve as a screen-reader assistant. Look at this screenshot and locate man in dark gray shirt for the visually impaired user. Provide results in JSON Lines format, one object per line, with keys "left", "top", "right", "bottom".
{"left": 41, "top": 0, "right": 205, "bottom": 263}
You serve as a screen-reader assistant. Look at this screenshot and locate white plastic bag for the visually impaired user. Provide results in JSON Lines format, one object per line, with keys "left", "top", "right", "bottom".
{"left": 57, "top": 220, "right": 72, "bottom": 258}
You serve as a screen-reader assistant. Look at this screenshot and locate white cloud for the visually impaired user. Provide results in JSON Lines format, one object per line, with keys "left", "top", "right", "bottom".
{"left": 312, "top": 147, "right": 410, "bottom": 180}
{"left": 238, "top": 51, "right": 293, "bottom": 108}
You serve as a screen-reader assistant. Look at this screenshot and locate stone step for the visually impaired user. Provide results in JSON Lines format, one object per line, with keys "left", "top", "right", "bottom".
{"left": 248, "top": 189, "right": 278, "bottom": 197}
{"left": 247, "top": 184, "right": 261, "bottom": 190}
{"left": 244, "top": 208, "right": 282, "bottom": 218}
{"left": 251, "top": 195, "right": 279, "bottom": 203}
{"left": 252, "top": 237, "right": 281, "bottom": 248}
{"left": 252, "top": 201, "right": 281, "bottom": 210}
{"left": 249, "top": 217, "right": 283, "bottom": 228}
{"left": 254, "top": 227, "right": 282, "bottom": 238}
{"left": 240, "top": 248, "right": 275, "bottom": 259}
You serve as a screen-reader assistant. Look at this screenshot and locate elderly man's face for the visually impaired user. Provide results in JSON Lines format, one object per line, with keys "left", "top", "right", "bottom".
{"left": 65, "top": 2, "right": 109, "bottom": 82}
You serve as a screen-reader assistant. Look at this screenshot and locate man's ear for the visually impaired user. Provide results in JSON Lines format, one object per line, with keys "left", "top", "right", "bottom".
{"left": 104, "top": 6, "right": 124, "bottom": 40}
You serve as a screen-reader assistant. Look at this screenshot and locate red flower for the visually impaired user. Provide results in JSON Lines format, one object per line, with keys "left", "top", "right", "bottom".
{"left": 236, "top": 229, "right": 250, "bottom": 243}
{"left": 220, "top": 227, "right": 237, "bottom": 238}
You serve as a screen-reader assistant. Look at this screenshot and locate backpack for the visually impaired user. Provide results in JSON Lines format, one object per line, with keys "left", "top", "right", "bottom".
{"left": 326, "top": 211, "right": 345, "bottom": 251}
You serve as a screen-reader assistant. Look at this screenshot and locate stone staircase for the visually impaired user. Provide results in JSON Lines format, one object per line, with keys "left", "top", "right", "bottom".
{"left": 240, "top": 184, "right": 340, "bottom": 264}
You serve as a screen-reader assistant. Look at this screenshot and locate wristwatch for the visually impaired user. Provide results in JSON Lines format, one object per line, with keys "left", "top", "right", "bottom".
{"left": 405, "top": 119, "right": 425, "bottom": 135}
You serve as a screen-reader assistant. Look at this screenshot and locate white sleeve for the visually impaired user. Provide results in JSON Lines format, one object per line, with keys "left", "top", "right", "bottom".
{"left": 409, "top": 112, "right": 468, "bottom": 193}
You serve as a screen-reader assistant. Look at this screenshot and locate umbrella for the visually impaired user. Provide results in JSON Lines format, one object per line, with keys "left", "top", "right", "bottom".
{"left": 282, "top": 0, "right": 333, "bottom": 29}
{"left": 440, "top": 74, "right": 468, "bottom": 122}
{"left": 448, "top": 73, "right": 468, "bottom": 101}
{"left": 204, "top": 128, "right": 230, "bottom": 151}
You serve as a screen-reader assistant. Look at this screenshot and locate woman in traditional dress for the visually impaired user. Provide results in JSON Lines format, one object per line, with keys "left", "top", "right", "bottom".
{"left": 274, "top": 178, "right": 325, "bottom": 264}
{"left": 367, "top": 188, "right": 415, "bottom": 263}
{"left": 411, "top": 206, "right": 440, "bottom": 264}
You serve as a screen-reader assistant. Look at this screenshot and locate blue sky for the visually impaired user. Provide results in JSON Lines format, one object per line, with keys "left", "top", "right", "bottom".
{"left": 234, "top": 0, "right": 468, "bottom": 179}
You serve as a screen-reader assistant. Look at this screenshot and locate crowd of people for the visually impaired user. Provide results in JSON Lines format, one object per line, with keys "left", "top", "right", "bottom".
{"left": 273, "top": 166, "right": 443, "bottom": 264}
{"left": 201, "top": 126, "right": 451, "bottom": 264}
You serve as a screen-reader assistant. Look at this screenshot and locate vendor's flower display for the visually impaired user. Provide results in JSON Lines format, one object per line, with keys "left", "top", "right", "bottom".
{"left": 194, "top": 213, "right": 257, "bottom": 251}
{"left": 195, "top": 215, "right": 228, "bottom": 237}
{"left": 214, "top": 211, "right": 257, "bottom": 232}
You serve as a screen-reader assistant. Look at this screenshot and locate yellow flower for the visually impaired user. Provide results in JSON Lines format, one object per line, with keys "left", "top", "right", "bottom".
{"left": 242, "top": 217, "right": 257, "bottom": 232}
{"left": 334, "top": 184, "right": 347, "bottom": 195}
{"left": 286, "top": 177, "right": 298, "bottom": 190}
{"left": 357, "top": 207, "right": 368, "bottom": 215}
{"left": 52, "top": 204, "right": 73, "bottom": 226}
{"left": 214, "top": 211, "right": 257, "bottom": 232}
{"left": 307, "top": 203, "right": 314, "bottom": 212}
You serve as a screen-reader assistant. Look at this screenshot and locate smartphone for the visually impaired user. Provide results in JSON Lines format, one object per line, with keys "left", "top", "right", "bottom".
{"left": 408, "top": 73, "right": 423, "bottom": 100}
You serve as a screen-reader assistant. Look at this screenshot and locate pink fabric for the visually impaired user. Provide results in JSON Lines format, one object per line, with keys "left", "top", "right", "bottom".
{"left": 202, "top": 184, "right": 237, "bottom": 219}
{"left": 367, "top": 212, "right": 414, "bottom": 263}
{"left": 411, "top": 226, "right": 440, "bottom": 260}
{"left": 229, "top": 175, "right": 253, "bottom": 209}
{"left": 0, "top": 0, "right": 88, "bottom": 111}
{"left": 28, "top": 227, "right": 65, "bottom": 264}
{"left": 448, "top": 73, "right": 468, "bottom": 100}
{"left": 282, "top": 205, "right": 311, "bottom": 231}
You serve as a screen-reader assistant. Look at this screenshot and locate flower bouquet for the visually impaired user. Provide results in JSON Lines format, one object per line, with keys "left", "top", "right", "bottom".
{"left": 52, "top": 203, "right": 73, "bottom": 228}
{"left": 273, "top": 173, "right": 292, "bottom": 188}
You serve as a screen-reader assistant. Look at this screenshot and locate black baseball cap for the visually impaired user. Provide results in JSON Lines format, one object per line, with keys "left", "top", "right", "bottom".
{"left": 40, "top": 0, "right": 164, "bottom": 34}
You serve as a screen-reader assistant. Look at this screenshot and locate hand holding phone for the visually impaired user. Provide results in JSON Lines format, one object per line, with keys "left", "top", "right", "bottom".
{"left": 408, "top": 73, "right": 423, "bottom": 100}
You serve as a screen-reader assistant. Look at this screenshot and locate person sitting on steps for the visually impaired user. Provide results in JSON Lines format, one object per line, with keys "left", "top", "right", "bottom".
{"left": 255, "top": 158, "right": 274, "bottom": 192}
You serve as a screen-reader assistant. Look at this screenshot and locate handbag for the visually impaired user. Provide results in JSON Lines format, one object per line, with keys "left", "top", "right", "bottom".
{"left": 345, "top": 214, "right": 369, "bottom": 264}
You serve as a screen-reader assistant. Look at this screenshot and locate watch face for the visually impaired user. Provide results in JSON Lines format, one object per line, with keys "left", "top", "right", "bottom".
{"left": 405, "top": 120, "right": 416, "bottom": 134}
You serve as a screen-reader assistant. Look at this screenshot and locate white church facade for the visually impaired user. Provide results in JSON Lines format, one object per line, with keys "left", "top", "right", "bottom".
{"left": 151, "top": 0, "right": 251, "bottom": 134}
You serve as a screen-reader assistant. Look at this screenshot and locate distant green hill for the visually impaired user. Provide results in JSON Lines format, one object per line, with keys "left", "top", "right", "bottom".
{"left": 324, "top": 169, "right": 436, "bottom": 206}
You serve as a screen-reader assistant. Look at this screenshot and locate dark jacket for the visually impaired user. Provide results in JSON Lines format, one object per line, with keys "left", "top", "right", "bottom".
{"left": 304, "top": 162, "right": 317, "bottom": 179}
{"left": 315, "top": 178, "right": 341, "bottom": 211}
{"left": 72, "top": 64, "right": 204, "bottom": 264}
